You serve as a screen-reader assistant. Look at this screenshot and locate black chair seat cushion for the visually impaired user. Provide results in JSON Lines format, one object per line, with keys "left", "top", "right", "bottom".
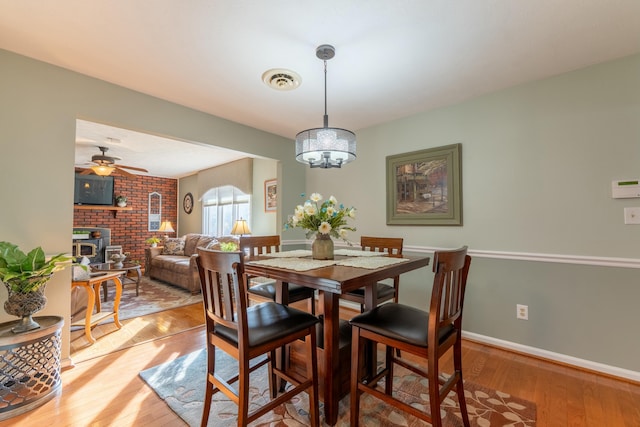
{"left": 349, "top": 303, "right": 454, "bottom": 347}
{"left": 345, "top": 282, "right": 396, "bottom": 300}
{"left": 248, "top": 281, "right": 314, "bottom": 300}
{"left": 214, "top": 302, "right": 319, "bottom": 348}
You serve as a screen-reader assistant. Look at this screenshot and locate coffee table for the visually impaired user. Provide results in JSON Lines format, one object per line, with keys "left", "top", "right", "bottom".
{"left": 91, "top": 261, "right": 143, "bottom": 300}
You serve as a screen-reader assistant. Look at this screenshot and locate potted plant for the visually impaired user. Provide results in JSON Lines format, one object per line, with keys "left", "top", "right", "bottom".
{"left": 0, "top": 241, "right": 73, "bottom": 333}
{"left": 146, "top": 236, "right": 161, "bottom": 248}
{"left": 115, "top": 195, "right": 127, "bottom": 207}
{"left": 220, "top": 241, "right": 238, "bottom": 252}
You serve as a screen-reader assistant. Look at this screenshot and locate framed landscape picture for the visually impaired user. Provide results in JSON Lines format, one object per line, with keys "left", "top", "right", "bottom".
{"left": 265, "top": 179, "right": 277, "bottom": 212}
{"left": 386, "top": 143, "right": 462, "bottom": 225}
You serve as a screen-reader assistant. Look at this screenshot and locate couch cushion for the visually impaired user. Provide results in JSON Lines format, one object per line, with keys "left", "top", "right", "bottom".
{"left": 152, "top": 255, "right": 191, "bottom": 272}
{"left": 194, "top": 235, "right": 216, "bottom": 252}
{"left": 182, "top": 234, "right": 202, "bottom": 256}
{"left": 162, "top": 237, "right": 185, "bottom": 255}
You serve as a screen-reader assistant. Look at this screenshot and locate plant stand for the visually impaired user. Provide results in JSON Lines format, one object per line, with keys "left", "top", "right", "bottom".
{"left": 0, "top": 316, "right": 63, "bottom": 420}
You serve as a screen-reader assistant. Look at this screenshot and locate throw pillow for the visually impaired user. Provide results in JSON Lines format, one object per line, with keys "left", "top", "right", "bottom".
{"left": 204, "top": 239, "right": 221, "bottom": 250}
{"left": 162, "top": 237, "right": 185, "bottom": 255}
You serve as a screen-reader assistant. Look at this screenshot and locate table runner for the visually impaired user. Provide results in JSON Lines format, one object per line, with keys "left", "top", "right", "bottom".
{"left": 247, "top": 255, "right": 410, "bottom": 271}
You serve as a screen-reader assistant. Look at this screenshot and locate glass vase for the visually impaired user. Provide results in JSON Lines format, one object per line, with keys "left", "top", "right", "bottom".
{"left": 312, "top": 233, "right": 334, "bottom": 260}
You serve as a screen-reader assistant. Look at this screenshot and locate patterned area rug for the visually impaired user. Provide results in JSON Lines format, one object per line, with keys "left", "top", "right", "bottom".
{"left": 140, "top": 349, "right": 536, "bottom": 426}
{"left": 97, "top": 276, "right": 202, "bottom": 321}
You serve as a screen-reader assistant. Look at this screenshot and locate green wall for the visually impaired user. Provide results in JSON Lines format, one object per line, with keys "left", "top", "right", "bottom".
{"left": 2, "top": 46, "right": 639, "bottom": 377}
{"left": 305, "top": 53, "right": 640, "bottom": 375}
{"left": 0, "top": 49, "right": 305, "bottom": 362}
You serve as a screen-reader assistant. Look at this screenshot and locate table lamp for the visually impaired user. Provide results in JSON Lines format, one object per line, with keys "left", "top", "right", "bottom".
{"left": 231, "top": 218, "right": 251, "bottom": 237}
{"left": 158, "top": 221, "right": 175, "bottom": 238}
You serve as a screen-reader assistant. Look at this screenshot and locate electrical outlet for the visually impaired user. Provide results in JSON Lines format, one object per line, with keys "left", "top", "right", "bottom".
{"left": 516, "top": 304, "right": 528, "bottom": 320}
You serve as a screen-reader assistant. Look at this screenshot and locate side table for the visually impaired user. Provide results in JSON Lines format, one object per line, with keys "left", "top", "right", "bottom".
{"left": 91, "top": 262, "right": 143, "bottom": 300}
{"left": 0, "top": 316, "right": 64, "bottom": 420}
{"left": 71, "top": 271, "right": 124, "bottom": 344}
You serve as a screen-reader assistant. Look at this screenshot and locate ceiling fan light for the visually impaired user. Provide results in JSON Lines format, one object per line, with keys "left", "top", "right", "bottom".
{"left": 91, "top": 165, "right": 115, "bottom": 176}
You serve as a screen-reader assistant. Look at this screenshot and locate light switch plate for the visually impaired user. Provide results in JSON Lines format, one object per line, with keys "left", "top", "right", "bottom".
{"left": 624, "top": 207, "right": 640, "bottom": 224}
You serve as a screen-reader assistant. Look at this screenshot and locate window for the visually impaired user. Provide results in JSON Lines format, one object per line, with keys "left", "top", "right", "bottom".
{"left": 148, "top": 192, "right": 162, "bottom": 231}
{"left": 202, "top": 185, "right": 251, "bottom": 236}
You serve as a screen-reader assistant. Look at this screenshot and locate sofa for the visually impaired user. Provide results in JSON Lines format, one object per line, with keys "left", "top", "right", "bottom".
{"left": 145, "top": 233, "right": 239, "bottom": 294}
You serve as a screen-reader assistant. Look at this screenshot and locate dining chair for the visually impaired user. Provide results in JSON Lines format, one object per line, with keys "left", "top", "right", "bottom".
{"left": 349, "top": 246, "right": 471, "bottom": 427}
{"left": 195, "top": 248, "right": 320, "bottom": 426}
{"left": 340, "top": 236, "right": 404, "bottom": 311}
{"left": 240, "top": 235, "right": 316, "bottom": 314}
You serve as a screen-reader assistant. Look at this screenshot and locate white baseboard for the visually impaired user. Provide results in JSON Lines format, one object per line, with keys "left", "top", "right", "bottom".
{"left": 462, "top": 331, "right": 640, "bottom": 383}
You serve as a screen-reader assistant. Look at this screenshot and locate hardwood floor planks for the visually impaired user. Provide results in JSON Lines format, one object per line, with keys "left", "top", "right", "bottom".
{"left": 1, "top": 303, "right": 639, "bottom": 427}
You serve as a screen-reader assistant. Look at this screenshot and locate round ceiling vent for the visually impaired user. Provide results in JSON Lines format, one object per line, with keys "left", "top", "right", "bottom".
{"left": 262, "top": 68, "right": 301, "bottom": 91}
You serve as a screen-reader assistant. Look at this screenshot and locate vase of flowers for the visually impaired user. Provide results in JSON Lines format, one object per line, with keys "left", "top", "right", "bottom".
{"left": 285, "top": 193, "right": 356, "bottom": 260}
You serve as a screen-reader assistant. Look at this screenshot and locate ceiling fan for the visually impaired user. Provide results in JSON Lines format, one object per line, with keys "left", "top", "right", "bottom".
{"left": 78, "top": 146, "right": 148, "bottom": 177}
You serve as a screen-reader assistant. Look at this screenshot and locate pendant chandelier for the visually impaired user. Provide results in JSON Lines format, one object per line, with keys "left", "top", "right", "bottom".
{"left": 295, "top": 44, "right": 356, "bottom": 168}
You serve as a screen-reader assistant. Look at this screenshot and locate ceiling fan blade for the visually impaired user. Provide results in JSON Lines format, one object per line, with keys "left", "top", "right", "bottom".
{"left": 112, "top": 167, "right": 136, "bottom": 178}
{"left": 115, "top": 164, "right": 149, "bottom": 173}
{"left": 78, "top": 168, "right": 93, "bottom": 175}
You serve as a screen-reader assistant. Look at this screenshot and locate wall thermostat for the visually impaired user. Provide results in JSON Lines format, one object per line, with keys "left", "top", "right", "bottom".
{"left": 612, "top": 180, "right": 640, "bottom": 198}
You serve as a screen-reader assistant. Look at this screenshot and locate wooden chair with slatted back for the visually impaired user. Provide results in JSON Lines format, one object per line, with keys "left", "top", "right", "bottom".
{"left": 240, "top": 235, "right": 316, "bottom": 314}
{"left": 340, "top": 236, "right": 404, "bottom": 311}
{"left": 349, "top": 246, "right": 471, "bottom": 427}
{"left": 195, "top": 248, "right": 320, "bottom": 426}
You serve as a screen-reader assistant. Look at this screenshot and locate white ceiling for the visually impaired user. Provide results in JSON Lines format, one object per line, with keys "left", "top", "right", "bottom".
{"left": 2, "top": 1, "right": 640, "bottom": 178}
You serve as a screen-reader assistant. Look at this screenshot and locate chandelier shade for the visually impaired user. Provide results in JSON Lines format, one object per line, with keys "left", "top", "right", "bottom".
{"left": 295, "top": 44, "right": 356, "bottom": 169}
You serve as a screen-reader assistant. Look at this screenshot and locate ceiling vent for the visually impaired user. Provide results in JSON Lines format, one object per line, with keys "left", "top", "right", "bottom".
{"left": 262, "top": 68, "right": 301, "bottom": 91}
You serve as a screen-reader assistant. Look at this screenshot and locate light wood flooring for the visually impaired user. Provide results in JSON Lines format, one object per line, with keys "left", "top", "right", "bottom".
{"left": 2, "top": 303, "right": 639, "bottom": 427}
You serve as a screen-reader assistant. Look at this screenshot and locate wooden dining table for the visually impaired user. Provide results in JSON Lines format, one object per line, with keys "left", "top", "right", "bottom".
{"left": 244, "top": 251, "right": 430, "bottom": 426}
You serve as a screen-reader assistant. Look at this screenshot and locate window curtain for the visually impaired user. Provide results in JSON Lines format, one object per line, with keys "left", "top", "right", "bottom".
{"left": 197, "top": 158, "right": 253, "bottom": 198}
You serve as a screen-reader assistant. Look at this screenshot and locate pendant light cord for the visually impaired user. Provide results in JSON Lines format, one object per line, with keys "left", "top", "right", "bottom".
{"left": 323, "top": 59, "right": 329, "bottom": 128}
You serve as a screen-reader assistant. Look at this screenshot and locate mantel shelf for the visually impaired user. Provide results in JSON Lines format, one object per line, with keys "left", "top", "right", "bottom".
{"left": 73, "top": 205, "right": 132, "bottom": 217}
{"left": 74, "top": 205, "right": 132, "bottom": 211}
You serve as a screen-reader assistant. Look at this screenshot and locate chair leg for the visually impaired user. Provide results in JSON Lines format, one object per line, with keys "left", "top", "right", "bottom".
{"left": 201, "top": 348, "right": 215, "bottom": 427}
{"left": 306, "top": 327, "right": 320, "bottom": 427}
{"left": 385, "top": 345, "right": 394, "bottom": 395}
{"left": 350, "top": 327, "right": 363, "bottom": 427}
{"left": 267, "top": 349, "right": 276, "bottom": 398}
{"left": 428, "top": 357, "right": 443, "bottom": 427}
{"left": 454, "top": 339, "right": 470, "bottom": 427}
{"left": 238, "top": 357, "right": 251, "bottom": 427}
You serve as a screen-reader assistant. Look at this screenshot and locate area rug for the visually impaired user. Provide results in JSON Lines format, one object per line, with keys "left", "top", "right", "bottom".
{"left": 140, "top": 349, "right": 536, "bottom": 426}
{"left": 96, "top": 276, "right": 202, "bottom": 321}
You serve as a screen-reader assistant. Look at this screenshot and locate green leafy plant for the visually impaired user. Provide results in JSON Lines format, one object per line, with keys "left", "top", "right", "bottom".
{"left": 0, "top": 241, "right": 73, "bottom": 293}
{"left": 220, "top": 242, "right": 238, "bottom": 252}
{"left": 115, "top": 195, "right": 127, "bottom": 204}
{"left": 146, "top": 236, "right": 161, "bottom": 245}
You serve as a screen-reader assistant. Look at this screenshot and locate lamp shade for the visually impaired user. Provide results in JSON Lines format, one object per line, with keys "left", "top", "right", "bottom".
{"left": 295, "top": 126, "right": 356, "bottom": 168}
{"left": 231, "top": 219, "right": 251, "bottom": 236}
{"left": 158, "top": 221, "right": 175, "bottom": 233}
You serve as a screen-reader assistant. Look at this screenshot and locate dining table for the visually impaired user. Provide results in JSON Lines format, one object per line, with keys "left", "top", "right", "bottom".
{"left": 244, "top": 248, "right": 430, "bottom": 426}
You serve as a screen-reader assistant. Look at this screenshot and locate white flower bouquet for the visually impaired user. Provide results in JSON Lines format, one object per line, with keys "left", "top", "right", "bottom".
{"left": 285, "top": 193, "right": 356, "bottom": 243}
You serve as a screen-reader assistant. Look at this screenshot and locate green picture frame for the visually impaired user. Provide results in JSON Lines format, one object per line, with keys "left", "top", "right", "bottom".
{"left": 386, "top": 143, "right": 462, "bottom": 226}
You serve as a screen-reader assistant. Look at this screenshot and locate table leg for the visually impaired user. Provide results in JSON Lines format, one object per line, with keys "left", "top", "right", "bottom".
{"left": 92, "top": 284, "right": 102, "bottom": 313}
{"left": 275, "top": 280, "right": 290, "bottom": 394}
{"left": 84, "top": 285, "right": 96, "bottom": 344}
{"left": 363, "top": 282, "right": 378, "bottom": 378}
{"left": 321, "top": 291, "right": 340, "bottom": 426}
{"left": 112, "top": 275, "right": 123, "bottom": 329}
{"left": 133, "top": 266, "right": 141, "bottom": 296}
